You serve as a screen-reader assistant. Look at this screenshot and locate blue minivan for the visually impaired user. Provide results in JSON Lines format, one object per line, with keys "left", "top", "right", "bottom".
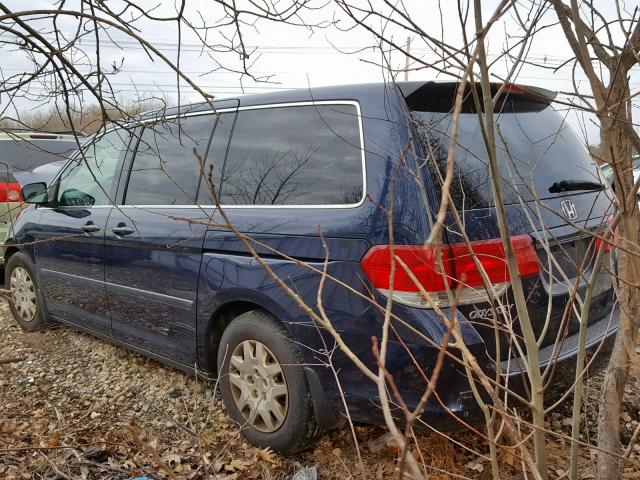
{"left": 7, "top": 82, "right": 618, "bottom": 453}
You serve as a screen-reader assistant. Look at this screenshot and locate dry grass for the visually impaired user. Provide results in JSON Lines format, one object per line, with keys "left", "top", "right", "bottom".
{"left": 0, "top": 99, "right": 170, "bottom": 134}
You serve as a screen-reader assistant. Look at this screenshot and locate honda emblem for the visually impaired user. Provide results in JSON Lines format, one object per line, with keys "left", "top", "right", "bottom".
{"left": 561, "top": 199, "right": 578, "bottom": 220}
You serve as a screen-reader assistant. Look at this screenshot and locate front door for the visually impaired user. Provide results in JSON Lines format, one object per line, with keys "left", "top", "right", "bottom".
{"left": 36, "top": 129, "right": 131, "bottom": 333}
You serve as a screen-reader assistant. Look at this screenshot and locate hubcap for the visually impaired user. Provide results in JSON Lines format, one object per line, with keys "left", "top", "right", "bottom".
{"left": 228, "top": 340, "right": 288, "bottom": 433}
{"left": 10, "top": 266, "right": 37, "bottom": 322}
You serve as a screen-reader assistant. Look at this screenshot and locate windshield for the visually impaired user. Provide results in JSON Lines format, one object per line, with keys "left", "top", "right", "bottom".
{"left": 599, "top": 155, "right": 640, "bottom": 186}
{"left": 601, "top": 164, "right": 613, "bottom": 184}
{"left": 413, "top": 105, "right": 602, "bottom": 210}
{"left": 0, "top": 139, "right": 78, "bottom": 174}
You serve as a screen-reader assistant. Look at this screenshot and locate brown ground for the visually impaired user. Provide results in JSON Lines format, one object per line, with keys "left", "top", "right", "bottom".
{"left": 1, "top": 300, "right": 639, "bottom": 479}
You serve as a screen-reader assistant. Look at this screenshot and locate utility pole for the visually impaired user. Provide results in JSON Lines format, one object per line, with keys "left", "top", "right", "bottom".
{"left": 404, "top": 36, "right": 411, "bottom": 81}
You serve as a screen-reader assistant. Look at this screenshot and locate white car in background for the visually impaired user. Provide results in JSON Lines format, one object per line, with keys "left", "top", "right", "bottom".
{"left": 600, "top": 155, "right": 640, "bottom": 188}
{"left": 12, "top": 159, "right": 69, "bottom": 187}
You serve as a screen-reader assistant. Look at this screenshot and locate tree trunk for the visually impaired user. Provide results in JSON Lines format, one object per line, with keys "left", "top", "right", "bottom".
{"left": 596, "top": 82, "right": 639, "bottom": 478}
{"left": 597, "top": 313, "right": 635, "bottom": 478}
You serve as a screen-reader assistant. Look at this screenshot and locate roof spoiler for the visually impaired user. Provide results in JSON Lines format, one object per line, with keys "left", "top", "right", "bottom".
{"left": 398, "top": 81, "right": 558, "bottom": 113}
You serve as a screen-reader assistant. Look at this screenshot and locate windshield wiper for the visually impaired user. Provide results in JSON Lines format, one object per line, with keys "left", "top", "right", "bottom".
{"left": 548, "top": 179, "right": 604, "bottom": 193}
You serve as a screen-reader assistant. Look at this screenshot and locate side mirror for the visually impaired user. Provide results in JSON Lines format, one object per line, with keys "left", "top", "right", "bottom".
{"left": 21, "top": 182, "right": 48, "bottom": 205}
{"left": 59, "top": 188, "right": 95, "bottom": 207}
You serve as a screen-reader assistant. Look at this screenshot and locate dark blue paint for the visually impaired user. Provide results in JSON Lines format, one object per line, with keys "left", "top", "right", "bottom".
{"left": 104, "top": 206, "right": 205, "bottom": 364}
{"left": 34, "top": 207, "right": 112, "bottom": 333}
{"left": 6, "top": 82, "right": 618, "bottom": 431}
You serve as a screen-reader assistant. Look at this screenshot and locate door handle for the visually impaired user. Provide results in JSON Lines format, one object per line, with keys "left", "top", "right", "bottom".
{"left": 112, "top": 222, "right": 134, "bottom": 236}
{"left": 81, "top": 222, "right": 101, "bottom": 233}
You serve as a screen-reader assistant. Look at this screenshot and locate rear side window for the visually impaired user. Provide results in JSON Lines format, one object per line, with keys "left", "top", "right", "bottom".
{"left": 125, "top": 115, "right": 214, "bottom": 205}
{"left": 217, "top": 104, "right": 363, "bottom": 206}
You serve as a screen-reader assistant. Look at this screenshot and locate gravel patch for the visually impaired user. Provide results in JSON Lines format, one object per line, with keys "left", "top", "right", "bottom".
{"left": 1, "top": 298, "right": 640, "bottom": 479}
{"left": 0, "top": 300, "right": 295, "bottom": 479}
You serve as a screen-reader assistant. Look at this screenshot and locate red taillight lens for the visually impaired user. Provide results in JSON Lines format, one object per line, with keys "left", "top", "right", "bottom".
{"left": 595, "top": 216, "right": 617, "bottom": 253}
{"left": 450, "top": 236, "right": 540, "bottom": 288}
{"left": 502, "top": 83, "right": 526, "bottom": 94}
{"left": 0, "top": 182, "right": 23, "bottom": 202}
{"left": 361, "top": 235, "right": 539, "bottom": 307}
{"left": 360, "top": 245, "right": 451, "bottom": 293}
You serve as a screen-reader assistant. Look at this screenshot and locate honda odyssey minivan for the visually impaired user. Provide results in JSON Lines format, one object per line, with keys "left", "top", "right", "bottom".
{"left": 6, "top": 82, "right": 618, "bottom": 454}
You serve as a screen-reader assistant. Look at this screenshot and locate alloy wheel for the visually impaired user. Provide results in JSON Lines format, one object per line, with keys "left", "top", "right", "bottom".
{"left": 10, "top": 266, "right": 37, "bottom": 322}
{"left": 228, "top": 339, "right": 288, "bottom": 433}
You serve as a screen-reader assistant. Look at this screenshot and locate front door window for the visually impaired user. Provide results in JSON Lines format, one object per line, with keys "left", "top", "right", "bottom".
{"left": 56, "top": 129, "right": 129, "bottom": 207}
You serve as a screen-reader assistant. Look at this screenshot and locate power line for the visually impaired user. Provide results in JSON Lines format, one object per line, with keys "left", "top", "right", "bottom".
{"left": 0, "top": 66, "right": 305, "bottom": 75}
{"left": 8, "top": 84, "right": 300, "bottom": 94}
{"left": 11, "top": 82, "right": 296, "bottom": 90}
{"left": 30, "top": 36, "right": 640, "bottom": 69}
{"left": 2, "top": 66, "right": 637, "bottom": 85}
{"left": 6, "top": 76, "right": 638, "bottom": 90}
{"left": 14, "top": 83, "right": 640, "bottom": 96}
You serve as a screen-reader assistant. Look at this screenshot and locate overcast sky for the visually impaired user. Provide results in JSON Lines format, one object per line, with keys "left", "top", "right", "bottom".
{"left": 2, "top": 0, "right": 639, "bottom": 145}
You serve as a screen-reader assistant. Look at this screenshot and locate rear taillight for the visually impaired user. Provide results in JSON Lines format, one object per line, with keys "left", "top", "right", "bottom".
{"left": 502, "top": 83, "right": 527, "bottom": 94}
{"left": 0, "top": 182, "right": 23, "bottom": 202}
{"left": 595, "top": 215, "right": 617, "bottom": 253}
{"left": 361, "top": 235, "right": 539, "bottom": 308}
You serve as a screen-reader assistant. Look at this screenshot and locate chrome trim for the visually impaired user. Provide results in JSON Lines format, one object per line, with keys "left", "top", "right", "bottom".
{"left": 41, "top": 268, "right": 103, "bottom": 286}
{"left": 128, "top": 108, "right": 221, "bottom": 126}
{"left": 113, "top": 204, "right": 357, "bottom": 210}
{"left": 40, "top": 269, "right": 193, "bottom": 309}
{"left": 105, "top": 281, "right": 193, "bottom": 309}
{"left": 378, "top": 281, "right": 510, "bottom": 309}
{"left": 38, "top": 205, "right": 112, "bottom": 210}
{"left": 45, "top": 101, "right": 366, "bottom": 211}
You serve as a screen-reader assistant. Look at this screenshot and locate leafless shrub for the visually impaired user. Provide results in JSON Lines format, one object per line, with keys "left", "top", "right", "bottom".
{"left": 0, "top": 2, "right": 638, "bottom": 480}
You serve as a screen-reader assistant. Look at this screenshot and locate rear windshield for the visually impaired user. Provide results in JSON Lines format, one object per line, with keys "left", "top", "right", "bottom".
{"left": 0, "top": 139, "right": 79, "bottom": 174}
{"left": 413, "top": 103, "right": 602, "bottom": 210}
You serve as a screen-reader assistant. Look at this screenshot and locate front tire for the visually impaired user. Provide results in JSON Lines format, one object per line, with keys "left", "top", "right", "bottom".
{"left": 217, "top": 310, "right": 319, "bottom": 454}
{"left": 5, "top": 252, "right": 48, "bottom": 331}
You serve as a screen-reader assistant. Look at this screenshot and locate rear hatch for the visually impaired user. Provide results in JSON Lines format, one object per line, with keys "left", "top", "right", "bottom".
{"left": 403, "top": 82, "right": 615, "bottom": 361}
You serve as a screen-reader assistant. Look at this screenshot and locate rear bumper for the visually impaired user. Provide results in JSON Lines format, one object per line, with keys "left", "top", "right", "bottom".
{"left": 438, "top": 310, "right": 617, "bottom": 426}
{"left": 496, "top": 309, "right": 618, "bottom": 401}
{"left": 500, "top": 308, "right": 618, "bottom": 377}
{"left": 309, "top": 308, "right": 618, "bottom": 431}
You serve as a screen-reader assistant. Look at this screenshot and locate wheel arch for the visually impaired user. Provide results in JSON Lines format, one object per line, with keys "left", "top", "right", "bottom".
{"left": 202, "top": 298, "right": 341, "bottom": 433}
{"left": 4, "top": 246, "right": 20, "bottom": 265}
{"left": 203, "top": 300, "right": 288, "bottom": 373}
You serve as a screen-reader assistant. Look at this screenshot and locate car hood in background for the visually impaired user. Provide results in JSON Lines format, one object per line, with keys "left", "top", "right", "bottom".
{"left": 12, "top": 159, "right": 67, "bottom": 187}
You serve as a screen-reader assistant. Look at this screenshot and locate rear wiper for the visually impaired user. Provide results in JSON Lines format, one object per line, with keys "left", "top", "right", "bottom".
{"left": 548, "top": 179, "right": 604, "bottom": 193}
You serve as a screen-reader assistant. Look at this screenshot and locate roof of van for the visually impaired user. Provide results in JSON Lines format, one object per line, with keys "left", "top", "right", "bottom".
{"left": 135, "top": 82, "right": 414, "bottom": 121}
{"left": 233, "top": 81, "right": 412, "bottom": 106}
{"left": 133, "top": 81, "right": 556, "bottom": 122}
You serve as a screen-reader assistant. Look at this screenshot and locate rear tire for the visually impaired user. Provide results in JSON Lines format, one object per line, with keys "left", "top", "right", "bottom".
{"left": 217, "top": 310, "right": 319, "bottom": 454}
{"left": 5, "top": 252, "right": 48, "bottom": 331}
